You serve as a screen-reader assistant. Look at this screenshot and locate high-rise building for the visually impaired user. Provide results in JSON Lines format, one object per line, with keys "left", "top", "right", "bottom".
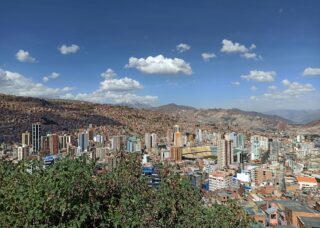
{"left": 126, "top": 136, "right": 141, "bottom": 153}
{"left": 173, "top": 125, "right": 180, "bottom": 133}
{"left": 151, "top": 133, "right": 157, "bottom": 148}
{"left": 78, "top": 131, "right": 89, "bottom": 152}
{"left": 49, "top": 134, "right": 59, "bottom": 155}
{"left": 250, "top": 135, "right": 269, "bottom": 161}
{"left": 170, "top": 146, "right": 182, "bottom": 161}
{"left": 32, "top": 123, "right": 41, "bottom": 153}
{"left": 196, "top": 129, "right": 203, "bottom": 143}
{"left": 166, "top": 129, "right": 174, "bottom": 145}
{"left": 22, "top": 131, "right": 31, "bottom": 146}
{"left": 174, "top": 131, "right": 183, "bottom": 147}
{"left": 41, "top": 135, "right": 50, "bottom": 155}
{"left": 217, "top": 139, "right": 233, "bottom": 169}
{"left": 59, "top": 134, "right": 71, "bottom": 149}
{"left": 145, "top": 133, "right": 151, "bottom": 149}
{"left": 17, "top": 146, "right": 28, "bottom": 160}
{"left": 111, "top": 135, "right": 126, "bottom": 152}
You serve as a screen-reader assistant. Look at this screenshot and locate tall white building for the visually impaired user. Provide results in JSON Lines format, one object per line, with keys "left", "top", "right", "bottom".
{"left": 250, "top": 135, "right": 269, "bottom": 161}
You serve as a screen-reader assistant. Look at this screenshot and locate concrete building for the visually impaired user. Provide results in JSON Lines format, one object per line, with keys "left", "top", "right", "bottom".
{"left": 217, "top": 139, "right": 233, "bottom": 169}
{"left": 32, "top": 123, "right": 41, "bottom": 153}
{"left": 296, "top": 176, "right": 317, "bottom": 190}
{"left": 111, "top": 135, "right": 126, "bottom": 152}
{"left": 126, "top": 136, "right": 141, "bottom": 153}
{"left": 209, "top": 170, "right": 232, "bottom": 191}
{"left": 170, "top": 146, "right": 182, "bottom": 161}
{"left": 174, "top": 131, "right": 183, "bottom": 147}
{"left": 22, "top": 131, "right": 30, "bottom": 146}
{"left": 49, "top": 134, "right": 59, "bottom": 155}
{"left": 250, "top": 135, "right": 269, "bottom": 161}
{"left": 78, "top": 131, "right": 89, "bottom": 152}
{"left": 17, "top": 146, "right": 28, "bottom": 160}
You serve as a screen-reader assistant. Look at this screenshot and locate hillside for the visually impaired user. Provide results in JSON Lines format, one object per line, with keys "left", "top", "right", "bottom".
{"left": 0, "top": 94, "right": 179, "bottom": 142}
{"left": 265, "top": 109, "right": 320, "bottom": 124}
{"left": 155, "top": 104, "right": 292, "bottom": 133}
{"left": 1, "top": 95, "right": 319, "bottom": 143}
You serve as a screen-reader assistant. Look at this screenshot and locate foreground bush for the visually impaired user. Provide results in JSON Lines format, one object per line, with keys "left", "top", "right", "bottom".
{"left": 0, "top": 154, "right": 251, "bottom": 227}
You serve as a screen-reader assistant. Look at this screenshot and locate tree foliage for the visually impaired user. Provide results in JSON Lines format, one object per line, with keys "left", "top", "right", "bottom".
{"left": 0, "top": 154, "right": 251, "bottom": 227}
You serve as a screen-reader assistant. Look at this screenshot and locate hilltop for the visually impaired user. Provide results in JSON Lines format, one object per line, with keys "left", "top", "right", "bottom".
{"left": 0, "top": 94, "right": 319, "bottom": 142}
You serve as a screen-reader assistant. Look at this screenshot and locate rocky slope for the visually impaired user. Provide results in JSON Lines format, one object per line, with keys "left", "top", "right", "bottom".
{"left": 0, "top": 94, "right": 179, "bottom": 142}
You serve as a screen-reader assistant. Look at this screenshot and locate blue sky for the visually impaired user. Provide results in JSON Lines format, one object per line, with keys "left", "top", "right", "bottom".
{"left": 0, "top": 0, "right": 319, "bottom": 111}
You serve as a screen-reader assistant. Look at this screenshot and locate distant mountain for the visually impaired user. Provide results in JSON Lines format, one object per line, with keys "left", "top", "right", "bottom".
{"left": 265, "top": 109, "right": 320, "bottom": 124}
{"left": 155, "top": 104, "right": 292, "bottom": 132}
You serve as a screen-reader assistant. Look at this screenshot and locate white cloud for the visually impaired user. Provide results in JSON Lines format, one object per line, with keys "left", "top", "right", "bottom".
{"left": 176, "top": 43, "right": 191, "bottom": 53}
{"left": 101, "top": 68, "right": 117, "bottom": 79}
{"left": 58, "top": 44, "right": 80, "bottom": 55}
{"left": 125, "top": 55, "right": 192, "bottom": 75}
{"left": 201, "top": 52, "right": 216, "bottom": 61}
{"left": 241, "top": 52, "right": 261, "bottom": 60}
{"left": 15, "top": 50, "right": 37, "bottom": 63}
{"left": 63, "top": 92, "right": 157, "bottom": 105}
{"left": 43, "top": 72, "right": 60, "bottom": 83}
{"left": 231, "top": 81, "right": 240, "bottom": 86}
{"left": 0, "top": 69, "right": 70, "bottom": 98}
{"left": 250, "top": 85, "right": 257, "bottom": 91}
{"left": 221, "top": 39, "right": 261, "bottom": 60}
{"left": 303, "top": 67, "right": 320, "bottom": 77}
{"left": 263, "top": 80, "right": 315, "bottom": 100}
{"left": 221, "top": 39, "right": 249, "bottom": 53}
{"left": 0, "top": 68, "right": 157, "bottom": 105}
{"left": 241, "top": 70, "right": 276, "bottom": 82}
{"left": 99, "top": 77, "right": 143, "bottom": 92}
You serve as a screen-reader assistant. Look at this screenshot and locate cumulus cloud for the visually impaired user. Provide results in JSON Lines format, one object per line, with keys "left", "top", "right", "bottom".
{"left": 58, "top": 44, "right": 80, "bottom": 55}
{"left": 43, "top": 72, "right": 60, "bottom": 83}
{"left": 0, "top": 69, "right": 157, "bottom": 105}
{"left": 99, "top": 77, "right": 143, "bottom": 92}
{"left": 221, "top": 39, "right": 249, "bottom": 53}
{"left": 15, "top": 50, "right": 37, "bottom": 63}
{"left": 231, "top": 81, "right": 240, "bottom": 86}
{"left": 63, "top": 92, "right": 157, "bottom": 105}
{"left": 241, "top": 52, "right": 261, "bottom": 60}
{"left": 125, "top": 55, "right": 192, "bottom": 75}
{"left": 263, "top": 80, "right": 315, "bottom": 100}
{"left": 176, "top": 43, "right": 191, "bottom": 53}
{"left": 201, "top": 52, "right": 216, "bottom": 61}
{"left": 0, "top": 69, "right": 69, "bottom": 98}
{"left": 303, "top": 67, "right": 320, "bottom": 77}
{"left": 221, "top": 39, "right": 261, "bottom": 60}
{"left": 101, "top": 68, "right": 117, "bottom": 79}
{"left": 241, "top": 70, "right": 276, "bottom": 82}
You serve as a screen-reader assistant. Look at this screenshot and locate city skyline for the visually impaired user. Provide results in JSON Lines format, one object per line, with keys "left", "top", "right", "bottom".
{"left": 0, "top": 0, "right": 319, "bottom": 111}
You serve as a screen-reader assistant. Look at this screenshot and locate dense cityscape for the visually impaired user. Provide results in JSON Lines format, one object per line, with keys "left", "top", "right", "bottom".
{"left": 1, "top": 114, "right": 320, "bottom": 227}
{"left": 1, "top": 0, "right": 320, "bottom": 227}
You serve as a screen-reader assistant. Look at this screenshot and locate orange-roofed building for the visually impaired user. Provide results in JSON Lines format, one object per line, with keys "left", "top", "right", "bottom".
{"left": 296, "top": 176, "right": 317, "bottom": 190}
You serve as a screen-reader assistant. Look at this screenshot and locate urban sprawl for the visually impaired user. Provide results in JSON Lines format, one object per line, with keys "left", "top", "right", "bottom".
{"left": 1, "top": 122, "right": 320, "bottom": 227}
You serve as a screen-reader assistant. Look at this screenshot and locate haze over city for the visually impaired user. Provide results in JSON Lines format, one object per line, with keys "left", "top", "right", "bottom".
{"left": 0, "top": 0, "right": 319, "bottom": 111}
